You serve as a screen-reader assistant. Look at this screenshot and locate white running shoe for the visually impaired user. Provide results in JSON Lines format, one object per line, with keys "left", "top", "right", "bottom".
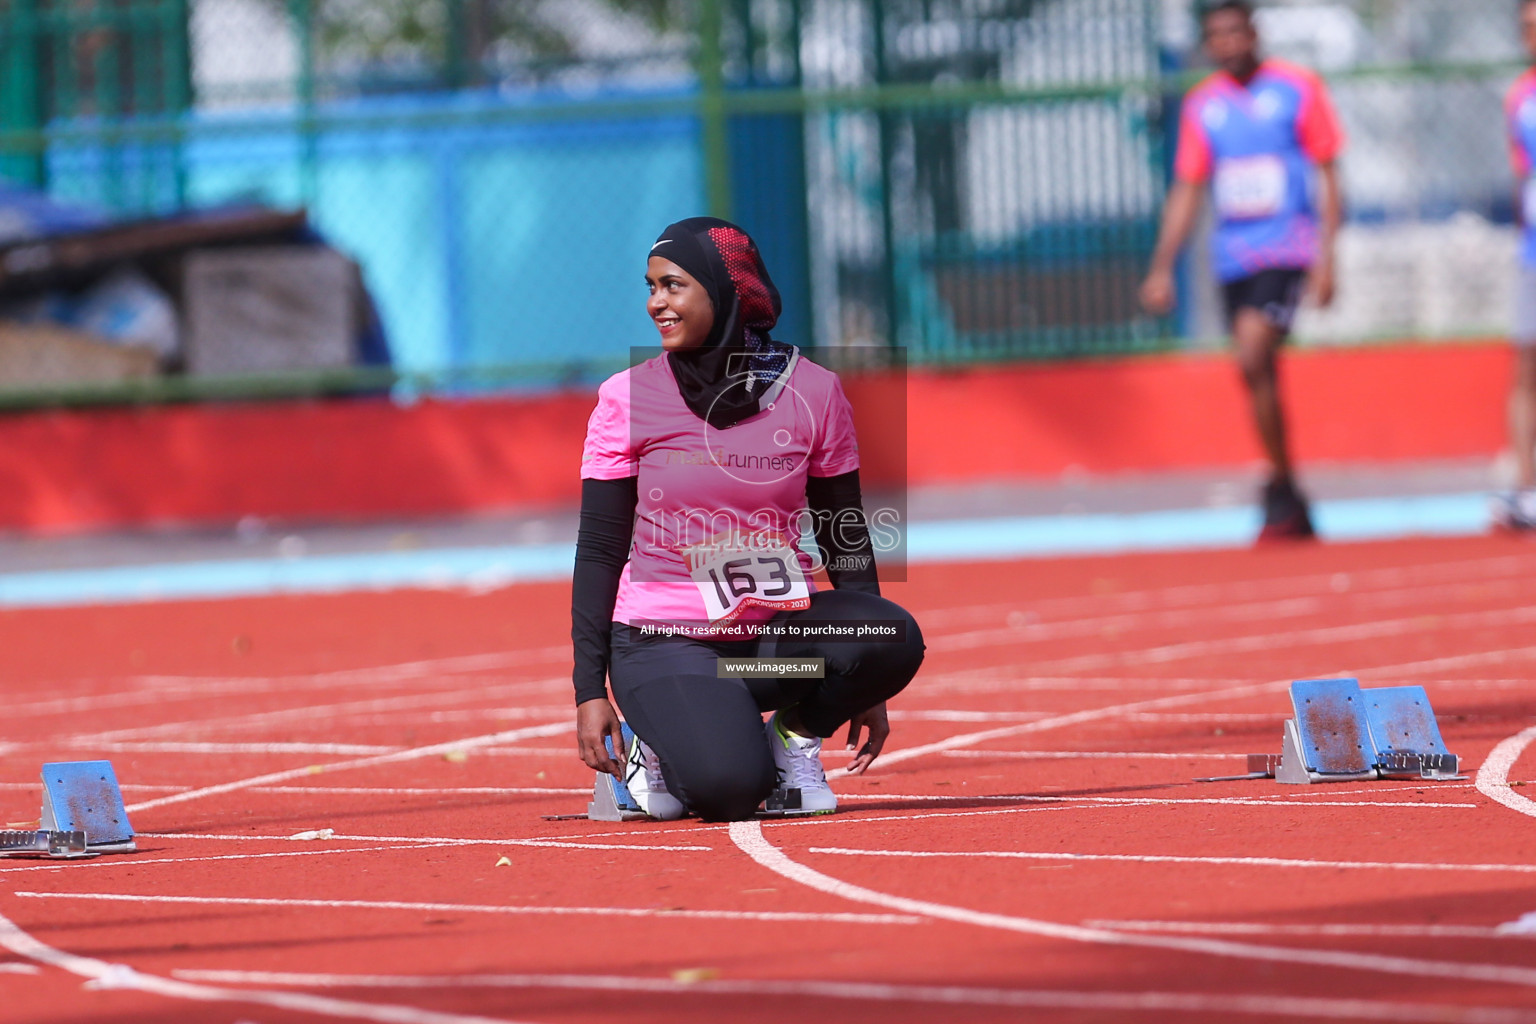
{"left": 1492, "top": 490, "right": 1536, "bottom": 532}
{"left": 765, "top": 711, "right": 837, "bottom": 814}
{"left": 624, "top": 734, "right": 686, "bottom": 821}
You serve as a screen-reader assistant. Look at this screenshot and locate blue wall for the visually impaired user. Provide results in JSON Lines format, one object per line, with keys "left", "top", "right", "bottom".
{"left": 48, "top": 90, "right": 709, "bottom": 386}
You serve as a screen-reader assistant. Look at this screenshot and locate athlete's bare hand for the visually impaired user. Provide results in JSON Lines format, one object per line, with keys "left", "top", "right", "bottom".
{"left": 1307, "top": 260, "right": 1336, "bottom": 309}
{"left": 843, "top": 702, "right": 890, "bottom": 775}
{"left": 1139, "top": 269, "right": 1176, "bottom": 316}
{"left": 577, "top": 698, "right": 626, "bottom": 778}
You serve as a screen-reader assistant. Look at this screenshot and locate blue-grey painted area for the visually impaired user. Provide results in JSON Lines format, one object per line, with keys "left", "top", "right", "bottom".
{"left": 0, "top": 492, "right": 1492, "bottom": 609}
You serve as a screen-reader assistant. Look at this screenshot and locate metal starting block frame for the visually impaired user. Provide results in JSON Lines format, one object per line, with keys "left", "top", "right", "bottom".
{"left": 586, "top": 725, "right": 648, "bottom": 822}
{"left": 37, "top": 761, "right": 136, "bottom": 852}
{"left": 0, "top": 830, "right": 93, "bottom": 858}
{"left": 1255, "top": 679, "right": 1462, "bottom": 784}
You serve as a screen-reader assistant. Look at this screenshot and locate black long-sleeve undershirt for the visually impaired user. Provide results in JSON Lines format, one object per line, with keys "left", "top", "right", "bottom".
{"left": 569, "top": 469, "right": 881, "bottom": 705}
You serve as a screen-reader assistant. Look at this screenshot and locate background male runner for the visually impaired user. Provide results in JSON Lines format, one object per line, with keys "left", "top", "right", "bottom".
{"left": 1498, "top": 0, "right": 1536, "bottom": 531}
{"left": 1140, "top": 0, "right": 1344, "bottom": 541}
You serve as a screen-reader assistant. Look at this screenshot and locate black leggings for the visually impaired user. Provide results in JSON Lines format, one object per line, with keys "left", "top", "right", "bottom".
{"left": 608, "top": 589, "right": 925, "bottom": 822}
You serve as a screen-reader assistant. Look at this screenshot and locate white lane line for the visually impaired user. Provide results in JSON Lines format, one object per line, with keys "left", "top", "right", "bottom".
{"left": 833, "top": 677, "right": 1292, "bottom": 777}
{"left": 831, "top": 794, "right": 1475, "bottom": 809}
{"left": 921, "top": 675, "right": 1247, "bottom": 695}
{"left": 1119, "top": 713, "right": 1282, "bottom": 722}
{"left": 74, "top": 742, "right": 402, "bottom": 755}
{"left": 13, "top": 892, "right": 921, "bottom": 926}
{"left": 0, "top": 783, "right": 591, "bottom": 796}
{"left": 729, "top": 821, "right": 1536, "bottom": 988}
{"left": 0, "top": 844, "right": 445, "bottom": 874}
{"left": 806, "top": 847, "right": 1534, "bottom": 874}
{"left": 136, "top": 832, "right": 709, "bottom": 852}
{"left": 927, "top": 575, "right": 1536, "bottom": 654}
{"left": 913, "top": 552, "right": 1536, "bottom": 629}
{"left": 8, "top": 650, "right": 566, "bottom": 722}
{"left": 0, "top": 782, "right": 186, "bottom": 792}
{"left": 248, "top": 786, "right": 589, "bottom": 796}
{"left": 123, "top": 721, "right": 574, "bottom": 814}
{"left": 0, "top": 962, "right": 41, "bottom": 974}
{"left": 941, "top": 749, "right": 1254, "bottom": 760}
{"left": 1023, "top": 606, "right": 1536, "bottom": 675}
{"left": 70, "top": 675, "right": 567, "bottom": 745}
{"left": 861, "top": 642, "right": 1536, "bottom": 777}
{"left": 522, "top": 784, "right": 1484, "bottom": 847}
{"left": 1086, "top": 920, "right": 1536, "bottom": 940}
{"left": 0, "top": 906, "right": 537, "bottom": 1024}
{"left": 1475, "top": 726, "right": 1536, "bottom": 818}
{"left": 887, "top": 710, "right": 1051, "bottom": 722}
{"left": 167, "top": 969, "right": 1536, "bottom": 1024}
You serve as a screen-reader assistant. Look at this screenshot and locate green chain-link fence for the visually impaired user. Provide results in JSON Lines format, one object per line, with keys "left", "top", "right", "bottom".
{"left": 0, "top": 0, "right": 1528, "bottom": 405}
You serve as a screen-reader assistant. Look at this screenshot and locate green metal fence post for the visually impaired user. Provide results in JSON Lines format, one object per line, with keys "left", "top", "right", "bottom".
{"left": 0, "top": 0, "right": 44, "bottom": 187}
{"left": 165, "top": 0, "right": 193, "bottom": 208}
{"left": 446, "top": 0, "right": 469, "bottom": 90}
{"left": 288, "top": 0, "right": 319, "bottom": 208}
{"left": 699, "top": 0, "right": 732, "bottom": 220}
{"left": 870, "top": 0, "right": 902, "bottom": 351}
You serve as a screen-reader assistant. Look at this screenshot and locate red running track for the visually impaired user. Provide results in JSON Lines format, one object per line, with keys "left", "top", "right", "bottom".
{"left": 3, "top": 535, "right": 1536, "bottom": 1023}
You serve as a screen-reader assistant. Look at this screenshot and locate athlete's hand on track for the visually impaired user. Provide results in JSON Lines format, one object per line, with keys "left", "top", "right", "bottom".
{"left": 844, "top": 702, "right": 890, "bottom": 775}
{"left": 1139, "top": 269, "right": 1176, "bottom": 316}
{"left": 1306, "top": 260, "right": 1336, "bottom": 308}
{"left": 576, "top": 698, "right": 626, "bottom": 778}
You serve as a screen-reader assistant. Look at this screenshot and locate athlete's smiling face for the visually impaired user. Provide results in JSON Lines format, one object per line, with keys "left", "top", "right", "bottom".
{"left": 1203, "top": 7, "right": 1260, "bottom": 81}
{"left": 647, "top": 256, "right": 716, "bottom": 352}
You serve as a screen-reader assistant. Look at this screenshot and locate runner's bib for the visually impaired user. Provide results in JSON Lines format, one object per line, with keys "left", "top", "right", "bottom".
{"left": 1214, "top": 154, "right": 1287, "bottom": 220}
{"left": 683, "top": 530, "right": 811, "bottom": 627}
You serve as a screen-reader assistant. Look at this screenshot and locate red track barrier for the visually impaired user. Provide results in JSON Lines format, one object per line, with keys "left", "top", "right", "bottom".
{"left": 0, "top": 341, "right": 1510, "bottom": 535}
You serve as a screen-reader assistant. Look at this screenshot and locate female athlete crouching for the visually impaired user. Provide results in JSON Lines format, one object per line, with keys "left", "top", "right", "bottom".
{"left": 570, "top": 217, "right": 925, "bottom": 822}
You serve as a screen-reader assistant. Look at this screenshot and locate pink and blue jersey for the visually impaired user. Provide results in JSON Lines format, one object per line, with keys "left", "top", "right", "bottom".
{"left": 1506, "top": 69, "right": 1536, "bottom": 268}
{"left": 1175, "top": 59, "right": 1345, "bottom": 283}
{"left": 582, "top": 351, "right": 861, "bottom": 634}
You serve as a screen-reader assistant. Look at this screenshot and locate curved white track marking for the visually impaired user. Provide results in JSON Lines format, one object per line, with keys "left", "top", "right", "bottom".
{"left": 1476, "top": 727, "right": 1536, "bottom": 817}
{"left": 124, "top": 721, "right": 573, "bottom": 814}
{"left": 169, "top": 970, "right": 1536, "bottom": 1024}
{"left": 807, "top": 847, "right": 1536, "bottom": 874}
{"left": 0, "top": 907, "right": 534, "bottom": 1024}
{"left": 729, "top": 822, "right": 1536, "bottom": 988}
{"left": 15, "top": 892, "right": 921, "bottom": 926}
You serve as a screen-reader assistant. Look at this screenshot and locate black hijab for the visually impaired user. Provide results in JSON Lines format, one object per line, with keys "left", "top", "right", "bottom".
{"left": 651, "top": 217, "right": 794, "bottom": 430}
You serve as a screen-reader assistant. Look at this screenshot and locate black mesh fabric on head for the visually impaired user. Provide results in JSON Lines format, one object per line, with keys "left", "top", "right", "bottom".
{"left": 651, "top": 217, "right": 793, "bottom": 429}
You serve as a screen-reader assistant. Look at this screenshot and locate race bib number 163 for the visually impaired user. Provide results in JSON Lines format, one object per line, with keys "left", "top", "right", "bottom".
{"left": 685, "top": 534, "right": 810, "bottom": 626}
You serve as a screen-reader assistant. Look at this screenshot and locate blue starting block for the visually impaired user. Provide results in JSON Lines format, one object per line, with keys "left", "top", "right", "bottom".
{"left": 2, "top": 761, "right": 134, "bottom": 858}
{"left": 39, "top": 761, "right": 136, "bottom": 851}
{"left": 1256, "top": 679, "right": 1462, "bottom": 784}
